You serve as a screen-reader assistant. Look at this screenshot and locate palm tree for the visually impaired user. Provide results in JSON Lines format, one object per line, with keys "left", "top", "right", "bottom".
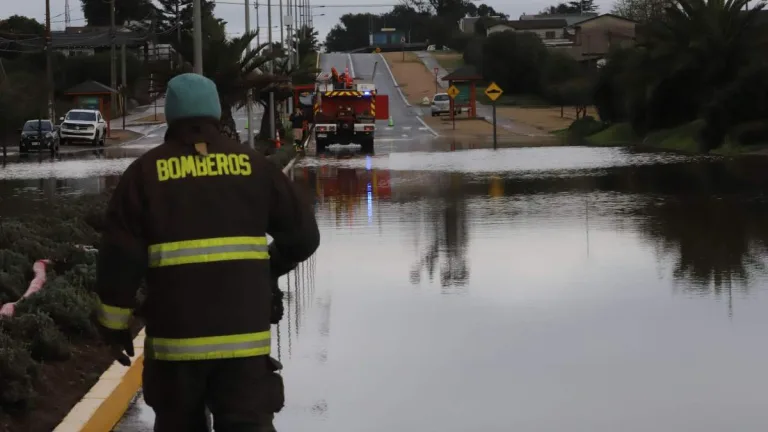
{"left": 158, "top": 31, "right": 289, "bottom": 143}
{"left": 255, "top": 43, "right": 319, "bottom": 141}
{"left": 625, "top": 0, "right": 767, "bottom": 137}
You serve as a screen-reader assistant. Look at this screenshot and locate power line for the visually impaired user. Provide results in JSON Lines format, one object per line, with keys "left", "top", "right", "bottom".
{"left": 214, "top": 1, "right": 401, "bottom": 6}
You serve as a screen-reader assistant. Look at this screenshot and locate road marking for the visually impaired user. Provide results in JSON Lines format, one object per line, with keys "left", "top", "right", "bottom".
{"left": 416, "top": 116, "right": 439, "bottom": 137}
{"left": 418, "top": 127, "right": 428, "bottom": 131}
{"left": 402, "top": 126, "right": 412, "bottom": 130}
{"left": 378, "top": 53, "right": 411, "bottom": 108}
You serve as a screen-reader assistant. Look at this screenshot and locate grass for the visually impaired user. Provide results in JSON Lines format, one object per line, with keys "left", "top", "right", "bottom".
{"left": 640, "top": 120, "right": 706, "bottom": 153}
{"left": 432, "top": 52, "right": 464, "bottom": 72}
{"left": 586, "top": 122, "right": 638, "bottom": 146}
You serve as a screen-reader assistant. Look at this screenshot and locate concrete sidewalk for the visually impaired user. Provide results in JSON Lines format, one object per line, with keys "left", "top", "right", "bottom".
{"left": 414, "top": 52, "right": 549, "bottom": 137}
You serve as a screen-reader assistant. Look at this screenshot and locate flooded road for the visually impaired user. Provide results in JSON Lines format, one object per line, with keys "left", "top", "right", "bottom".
{"left": 3, "top": 144, "right": 768, "bottom": 430}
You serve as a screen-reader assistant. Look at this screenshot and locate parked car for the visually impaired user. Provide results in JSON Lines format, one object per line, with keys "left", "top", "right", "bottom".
{"left": 18, "top": 119, "right": 59, "bottom": 153}
{"left": 430, "top": 93, "right": 461, "bottom": 116}
{"left": 59, "top": 109, "right": 107, "bottom": 146}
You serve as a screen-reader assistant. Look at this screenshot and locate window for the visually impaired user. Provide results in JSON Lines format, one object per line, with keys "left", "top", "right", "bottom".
{"left": 545, "top": 31, "right": 556, "bottom": 39}
{"left": 23, "top": 121, "right": 52, "bottom": 131}
{"left": 66, "top": 111, "right": 97, "bottom": 121}
{"left": 434, "top": 94, "right": 450, "bottom": 102}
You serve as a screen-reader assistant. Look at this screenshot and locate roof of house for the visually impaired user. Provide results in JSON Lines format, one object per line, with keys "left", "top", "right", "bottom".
{"left": 442, "top": 65, "right": 483, "bottom": 81}
{"left": 64, "top": 80, "right": 119, "bottom": 95}
{"left": 491, "top": 19, "right": 568, "bottom": 30}
{"left": 519, "top": 13, "right": 598, "bottom": 26}
{"left": 571, "top": 13, "right": 637, "bottom": 26}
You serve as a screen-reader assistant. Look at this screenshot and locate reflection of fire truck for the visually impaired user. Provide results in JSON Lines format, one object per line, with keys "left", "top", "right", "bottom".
{"left": 311, "top": 68, "right": 390, "bottom": 153}
{"left": 298, "top": 166, "right": 391, "bottom": 201}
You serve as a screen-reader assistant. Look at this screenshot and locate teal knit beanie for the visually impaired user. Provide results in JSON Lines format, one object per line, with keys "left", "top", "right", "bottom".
{"left": 165, "top": 73, "right": 222, "bottom": 123}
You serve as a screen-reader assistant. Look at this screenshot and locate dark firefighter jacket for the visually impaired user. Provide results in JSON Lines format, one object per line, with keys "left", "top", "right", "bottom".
{"left": 95, "top": 118, "right": 319, "bottom": 361}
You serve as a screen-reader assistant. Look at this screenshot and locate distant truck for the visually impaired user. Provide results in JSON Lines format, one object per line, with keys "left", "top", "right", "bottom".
{"left": 312, "top": 68, "right": 389, "bottom": 153}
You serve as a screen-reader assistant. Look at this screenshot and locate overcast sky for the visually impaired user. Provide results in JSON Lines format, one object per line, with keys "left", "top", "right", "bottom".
{"left": 3, "top": 0, "right": 615, "bottom": 42}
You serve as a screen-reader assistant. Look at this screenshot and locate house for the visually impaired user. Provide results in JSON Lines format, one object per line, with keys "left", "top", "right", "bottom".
{"left": 458, "top": 15, "right": 505, "bottom": 34}
{"left": 458, "top": 17, "right": 481, "bottom": 34}
{"left": 486, "top": 19, "right": 571, "bottom": 46}
{"left": 554, "top": 14, "right": 637, "bottom": 64}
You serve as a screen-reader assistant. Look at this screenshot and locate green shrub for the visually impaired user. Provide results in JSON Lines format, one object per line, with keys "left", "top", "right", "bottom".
{"left": 15, "top": 278, "right": 99, "bottom": 339}
{"left": 1, "top": 312, "right": 70, "bottom": 361}
{"left": 0, "top": 332, "right": 37, "bottom": 410}
{"left": 728, "top": 120, "right": 768, "bottom": 147}
{"left": 568, "top": 116, "right": 606, "bottom": 138}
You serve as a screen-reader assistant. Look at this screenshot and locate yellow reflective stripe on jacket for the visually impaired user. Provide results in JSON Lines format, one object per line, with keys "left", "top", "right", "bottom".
{"left": 145, "top": 331, "right": 271, "bottom": 361}
{"left": 98, "top": 303, "right": 133, "bottom": 330}
{"left": 148, "top": 236, "right": 269, "bottom": 268}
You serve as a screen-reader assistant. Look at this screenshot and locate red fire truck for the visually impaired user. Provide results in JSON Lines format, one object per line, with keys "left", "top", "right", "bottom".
{"left": 310, "top": 68, "right": 390, "bottom": 153}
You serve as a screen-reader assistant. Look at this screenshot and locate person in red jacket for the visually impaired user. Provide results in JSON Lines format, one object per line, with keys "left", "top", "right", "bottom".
{"left": 94, "top": 73, "right": 319, "bottom": 431}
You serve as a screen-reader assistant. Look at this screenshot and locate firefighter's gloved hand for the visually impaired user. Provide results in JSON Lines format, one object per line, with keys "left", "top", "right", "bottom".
{"left": 270, "top": 277, "right": 285, "bottom": 324}
{"left": 98, "top": 326, "right": 135, "bottom": 366}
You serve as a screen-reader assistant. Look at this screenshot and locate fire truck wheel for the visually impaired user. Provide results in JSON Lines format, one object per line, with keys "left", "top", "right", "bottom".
{"left": 316, "top": 138, "right": 328, "bottom": 153}
{"left": 360, "top": 137, "right": 374, "bottom": 154}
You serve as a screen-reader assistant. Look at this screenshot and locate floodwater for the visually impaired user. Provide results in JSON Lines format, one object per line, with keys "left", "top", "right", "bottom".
{"left": 4, "top": 145, "right": 768, "bottom": 431}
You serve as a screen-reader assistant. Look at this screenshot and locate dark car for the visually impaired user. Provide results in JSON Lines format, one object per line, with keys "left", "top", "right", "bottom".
{"left": 19, "top": 120, "right": 59, "bottom": 153}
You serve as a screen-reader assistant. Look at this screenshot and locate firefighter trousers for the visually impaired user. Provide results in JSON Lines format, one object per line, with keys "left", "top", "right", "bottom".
{"left": 143, "top": 355, "right": 285, "bottom": 432}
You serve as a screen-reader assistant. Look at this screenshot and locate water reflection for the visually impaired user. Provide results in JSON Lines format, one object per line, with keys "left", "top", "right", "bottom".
{"left": 294, "top": 157, "right": 768, "bottom": 297}
{"left": 410, "top": 173, "right": 470, "bottom": 292}
{"left": 273, "top": 255, "right": 318, "bottom": 362}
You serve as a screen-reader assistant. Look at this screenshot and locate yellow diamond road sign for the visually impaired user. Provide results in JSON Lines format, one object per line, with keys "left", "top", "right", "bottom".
{"left": 485, "top": 82, "right": 503, "bottom": 102}
{"left": 447, "top": 85, "right": 460, "bottom": 99}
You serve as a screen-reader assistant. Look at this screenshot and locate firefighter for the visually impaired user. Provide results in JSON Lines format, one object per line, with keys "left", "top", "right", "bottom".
{"left": 93, "top": 73, "right": 320, "bottom": 432}
{"left": 289, "top": 106, "right": 305, "bottom": 147}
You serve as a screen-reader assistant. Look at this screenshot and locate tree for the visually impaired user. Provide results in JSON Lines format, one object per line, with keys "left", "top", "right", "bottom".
{"left": 154, "top": 0, "right": 223, "bottom": 44}
{"left": 596, "top": 0, "right": 768, "bottom": 147}
{"left": 0, "top": 16, "right": 45, "bottom": 59}
{"left": 324, "top": 13, "right": 376, "bottom": 52}
{"left": 611, "top": 0, "right": 669, "bottom": 21}
{"left": 0, "top": 15, "right": 44, "bottom": 36}
{"left": 162, "top": 32, "right": 287, "bottom": 142}
{"left": 80, "top": 0, "right": 155, "bottom": 26}
{"left": 480, "top": 31, "right": 549, "bottom": 94}
{"left": 256, "top": 46, "right": 319, "bottom": 140}
{"left": 293, "top": 25, "right": 319, "bottom": 60}
{"left": 540, "top": 0, "right": 598, "bottom": 14}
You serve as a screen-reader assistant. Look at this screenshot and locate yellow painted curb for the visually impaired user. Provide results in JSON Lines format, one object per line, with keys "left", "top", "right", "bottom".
{"left": 54, "top": 329, "right": 146, "bottom": 432}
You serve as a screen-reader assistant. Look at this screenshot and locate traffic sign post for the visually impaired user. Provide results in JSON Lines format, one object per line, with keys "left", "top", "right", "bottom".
{"left": 447, "top": 84, "right": 460, "bottom": 130}
{"left": 434, "top": 67, "right": 439, "bottom": 93}
{"left": 484, "top": 82, "right": 504, "bottom": 149}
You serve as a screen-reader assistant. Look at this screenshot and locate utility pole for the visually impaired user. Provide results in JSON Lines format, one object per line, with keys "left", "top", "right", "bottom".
{"left": 245, "top": 0, "right": 255, "bottom": 148}
{"left": 110, "top": 0, "right": 117, "bottom": 124}
{"left": 45, "top": 0, "right": 54, "bottom": 122}
{"left": 193, "top": 0, "right": 203, "bottom": 74}
{"left": 268, "top": 0, "right": 275, "bottom": 140}
{"left": 255, "top": 2, "right": 260, "bottom": 46}
{"left": 121, "top": 44, "right": 127, "bottom": 130}
{"left": 279, "top": 0, "right": 284, "bottom": 50}
{"left": 176, "top": 0, "right": 182, "bottom": 68}
{"left": 286, "top": 0, "right": 293, "bottom": 117}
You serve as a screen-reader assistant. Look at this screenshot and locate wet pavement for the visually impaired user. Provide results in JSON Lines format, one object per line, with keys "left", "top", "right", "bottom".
{"left": 2, "top": 144, "right": 760, "bottom": 431}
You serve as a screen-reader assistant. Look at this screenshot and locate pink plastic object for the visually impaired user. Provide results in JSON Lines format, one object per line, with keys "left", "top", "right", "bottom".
{"left": 0, "top": 259, "right": 51, "bottom": 317}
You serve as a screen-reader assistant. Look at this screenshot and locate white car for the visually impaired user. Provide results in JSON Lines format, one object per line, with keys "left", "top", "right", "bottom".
{"left": 430, "top": 93, "right": 461, "bottom": 116}
{"left": 59, "top": 109, "right": 107, "bottom": 146}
